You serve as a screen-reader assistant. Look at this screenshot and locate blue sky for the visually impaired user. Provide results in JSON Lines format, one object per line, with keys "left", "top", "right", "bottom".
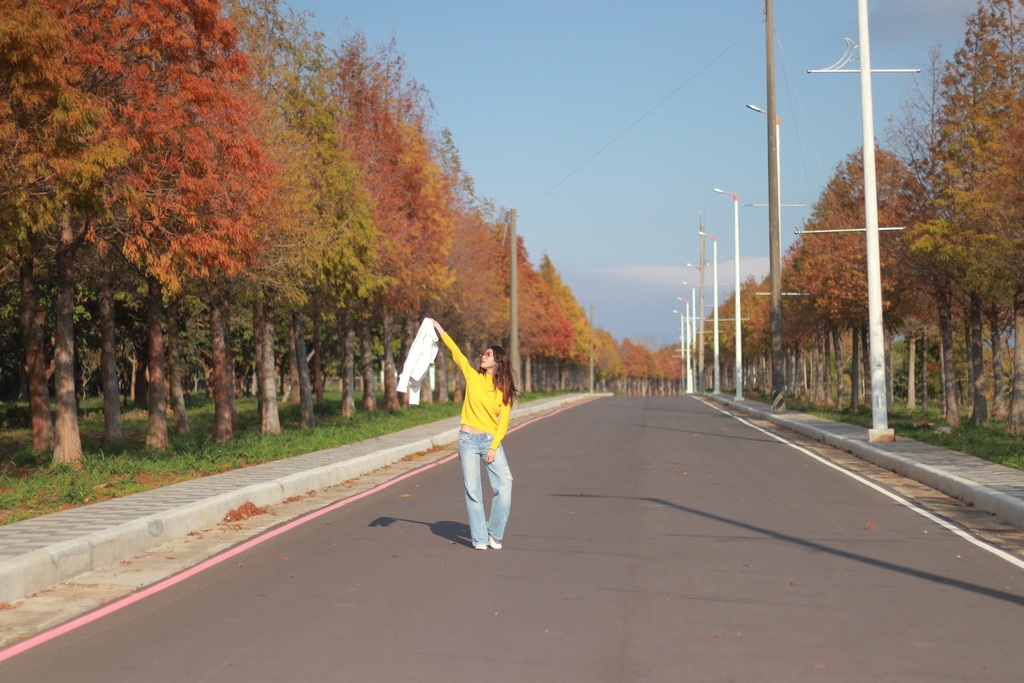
{"left": 283, "top": 0, "right": 977, "bottom": 347}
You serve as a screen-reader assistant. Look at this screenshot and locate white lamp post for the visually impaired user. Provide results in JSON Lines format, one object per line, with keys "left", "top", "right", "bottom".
{"left": 807, "top": 0, "right": 916, "bottom": 441}
{"left": 855, "top": 0, "right": 893, "bottom": 440}
{"left": 677, "top": 297, "right": 693, "bottom": 394}
{"left": 684, "top": 299, "right": 693, "bottom": 393}
{"left": 673, "top": 308, "right": 686, "bottom": 394}
{"left": 712, "top": 236, "right": 720, "bottom": 394}
{"left": 713, "top": 188, "right": 742, "bottom": 400}
{"left": 683, "top": 282, "right": 697, "bottom": 393}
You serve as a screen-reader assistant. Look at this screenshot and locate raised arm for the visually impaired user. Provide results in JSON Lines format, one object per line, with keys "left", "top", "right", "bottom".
{"left": 432, "top": 319, "right": 471, "bottom": 376}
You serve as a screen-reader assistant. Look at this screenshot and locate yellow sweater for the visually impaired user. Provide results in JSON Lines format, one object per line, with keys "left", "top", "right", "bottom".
{"left": 441, "top": 333, "right": 511, "bottom": 451}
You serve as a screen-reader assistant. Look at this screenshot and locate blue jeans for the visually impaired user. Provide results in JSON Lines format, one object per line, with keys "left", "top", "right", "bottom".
{"left": 457, "top": 430, "right": 513, "bottom": 546}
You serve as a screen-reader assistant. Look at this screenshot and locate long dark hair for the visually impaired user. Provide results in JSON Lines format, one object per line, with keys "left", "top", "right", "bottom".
{"left": 481, "top": 345, "right": 520, "bottom": 406}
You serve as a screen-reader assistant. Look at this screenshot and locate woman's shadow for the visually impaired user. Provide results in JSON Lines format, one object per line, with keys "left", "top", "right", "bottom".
{"left": 368, "top": 517, "right": 473, "bottom": 547}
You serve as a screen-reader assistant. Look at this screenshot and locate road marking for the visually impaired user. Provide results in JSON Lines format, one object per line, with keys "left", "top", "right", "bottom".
{"left": 704, "top": 400, "right": 1024, "bottom": 571}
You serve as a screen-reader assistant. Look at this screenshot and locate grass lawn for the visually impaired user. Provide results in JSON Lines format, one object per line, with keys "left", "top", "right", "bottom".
{"left": 0, "top": 390, "right": 554, "bottom": 525}
{"left": 744, "top": 392, "right": 1024, "bottom": 472}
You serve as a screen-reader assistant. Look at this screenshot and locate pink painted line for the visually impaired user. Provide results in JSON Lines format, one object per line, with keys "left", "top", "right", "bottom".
{"left": 0, "top": 397, "right": 594, "bottom": 662}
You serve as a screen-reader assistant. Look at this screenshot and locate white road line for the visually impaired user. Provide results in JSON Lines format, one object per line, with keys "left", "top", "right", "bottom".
{"left": 704, "top": 400, "right": 1024, "bottom": 570}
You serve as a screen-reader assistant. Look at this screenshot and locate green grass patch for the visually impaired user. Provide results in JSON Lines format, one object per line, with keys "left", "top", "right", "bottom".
{"left": 742, "top": 392, "right": 1024, "bottom": 472}
{"left": 0, "top": 390, "right": 559, "bottom": 525}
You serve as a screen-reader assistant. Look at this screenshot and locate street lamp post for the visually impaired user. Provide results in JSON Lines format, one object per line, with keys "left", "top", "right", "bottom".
{"left": 855, "top": 0, "right": 893, "bottom": 441}
{"left": 712, "top": 236, "right": 720, "bottom": 394}
{"left": 684, "top": 282, "right": 697, "bottom": 392}
{"left": 685, "top": 299, "right": 693, "bottom": 394}
{"left": 673, "top": 309, "right": 685, "bottom": 394}
{"left": 807, "top": 0, "right": 916, "bottom": 441}
{"left": 713, "top": 189, "right": 742, "bottom": 400}
{"left": 686, "top": 262, "right": 709, "bottom": 391}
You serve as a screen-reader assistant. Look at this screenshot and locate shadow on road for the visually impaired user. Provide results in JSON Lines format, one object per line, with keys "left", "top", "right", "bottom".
{"left": 369, "top": 516, "right": 472, "bottom": 547}
{"left": 552, "top": 493, "right": 1024, "bottom": 607}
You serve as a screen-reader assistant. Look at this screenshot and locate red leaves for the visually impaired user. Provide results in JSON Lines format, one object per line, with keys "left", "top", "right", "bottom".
{"left": 223, "top": 501, "right": 268, "bottom": 522}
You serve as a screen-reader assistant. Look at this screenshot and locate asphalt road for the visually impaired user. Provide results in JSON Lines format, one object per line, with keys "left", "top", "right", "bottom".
{"left": 2, "top": 396, "right": 1022, "bottom": 682}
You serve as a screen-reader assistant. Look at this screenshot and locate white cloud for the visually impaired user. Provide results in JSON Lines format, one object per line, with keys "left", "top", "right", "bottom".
{"left": 581, "top": 256, "right": 771, "bottom": 295}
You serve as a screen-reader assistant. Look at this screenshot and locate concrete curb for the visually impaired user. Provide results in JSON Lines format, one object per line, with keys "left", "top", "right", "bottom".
{"left": 706, "top": 395, "right": 1024, "bottom": 529}
{"left": 0, "top": 393, "right": 605, "bottom": 604}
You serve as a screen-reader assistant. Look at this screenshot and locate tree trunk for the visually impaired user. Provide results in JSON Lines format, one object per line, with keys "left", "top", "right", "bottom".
{"left": 132, "top": 336, "right": 149, "bottom": 410}
{"left": 921, "top": 331, "right": 929, "bottom": 413}
{"left": 823, "top": 330, "right": 833, "bottom": 405}
{"left": 293, "top": 310, "right": 315, "bottom": 428}
{"left": 382, "top": 309, "right": 400, "bottom": 412}
{"left": 313, "top": 316, "right": 324, "bottom": 407}
{"left": 166, "top": 295, "right": 189, "bottom": 435}
{"left": 936, "top": 284, "right": 961, "bottom": 427}
{"left": 97, "top": 249, "right": 124, "bottom": 444}
{"left": 785, "top": 350, "right": 794, "bottom": 397}
{"left": 1007, "top": 296, "right": 1024, "bottom": 434}
{"left": 810, "top": 338, "right": 821, "bottom": 403}
{"left": 795, "top": 344, "right": 806, "bottom": 399}
{"left": 359, "top": 315, "right": 377, "bottom": 412}
{"left": 339, "top": 308, "right": 356, "bottom": 417}
{"left": 885, "top": 330, "right": 893, "bottom": 412}
{"left": 257, "top": 297, "right": 280, "bottom": 435}
{"left": 435, "top": 345, "right": 448, "bottom": 404}
{"left": 963, "top": 310, "right": 974, "bottom": 417}
{"left": 833, "top": 328, "right": 845, "bottom": 409}
{"left": 851, "top": 327, "right": 860, "bottom": 412}
{"left": 254, "top": 300, "right": 265, "bottom": 427}
{"left": 220, "top": 295, "right": 238, "bottom": 433}
{"left": 969, "top": 292, "right": 988, "bottom": 425}
{"left": 52, "top": 213, "right": 82, "bottom": 466}
{"left": 209, "top": 280, "right": 233, "bottom": 442}
{"left": 906, "top": 334, "right": 916, "bottom": 411}
{"left": 860, "top": 326, "right": 871, "bottom": 406}
{"left": 19, "top": 240, "right": 55, "bottom": 452}
{"left": 989, "top": 305, "right": 1006, "bottom": 420}
{"left": 399, "top": 316, "right": 414, "bottom": 408}
{"left": 287, "top": 320, "right": 300, "bottom": 406}
{"left": 145, "top": 276, "right": 168, "bottom": 449}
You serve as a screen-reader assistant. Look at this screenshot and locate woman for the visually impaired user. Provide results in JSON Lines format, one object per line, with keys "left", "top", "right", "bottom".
{"left": 431, "top": 319, "right": 519, "bottom": 550}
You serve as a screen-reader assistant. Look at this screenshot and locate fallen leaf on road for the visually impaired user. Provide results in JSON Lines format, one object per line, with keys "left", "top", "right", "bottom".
{"left": 865, "top": 521, "right": 875, "bottom": 530}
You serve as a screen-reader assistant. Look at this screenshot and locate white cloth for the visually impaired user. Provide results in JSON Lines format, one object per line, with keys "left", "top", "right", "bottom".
{"left": 396, "top": 318, "right": 439, "bottom": 405}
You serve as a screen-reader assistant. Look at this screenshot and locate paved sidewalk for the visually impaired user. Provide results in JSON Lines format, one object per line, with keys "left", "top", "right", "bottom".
{"left": 706, "top": 394, "right": 1024, "bottom": 531}
{"left": 0, "top": 394, "right": 600, "bottom": 605}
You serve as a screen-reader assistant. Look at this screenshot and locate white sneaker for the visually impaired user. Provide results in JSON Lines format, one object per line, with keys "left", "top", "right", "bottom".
{"left": 474, "top": 544, "right": 488, "bottom": 550}
{"left": 488, "top": 536, "right": 502, "bottom": 550}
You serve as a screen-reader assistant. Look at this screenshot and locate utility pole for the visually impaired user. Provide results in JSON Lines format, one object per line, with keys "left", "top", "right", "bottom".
{"left": 509, "top": 209, "right": 521, "bottom": 387}
{"left": 765, "top": 0, "right": 785, "bottom": 413}
{"left": 855, "top": 0, "right": 893, "bottom": 441}
{"left": 806, "top": 0, "right": 915, "bottom": 440}
{"left": 698, "top": 216, "right": 706, "bottom": 393}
